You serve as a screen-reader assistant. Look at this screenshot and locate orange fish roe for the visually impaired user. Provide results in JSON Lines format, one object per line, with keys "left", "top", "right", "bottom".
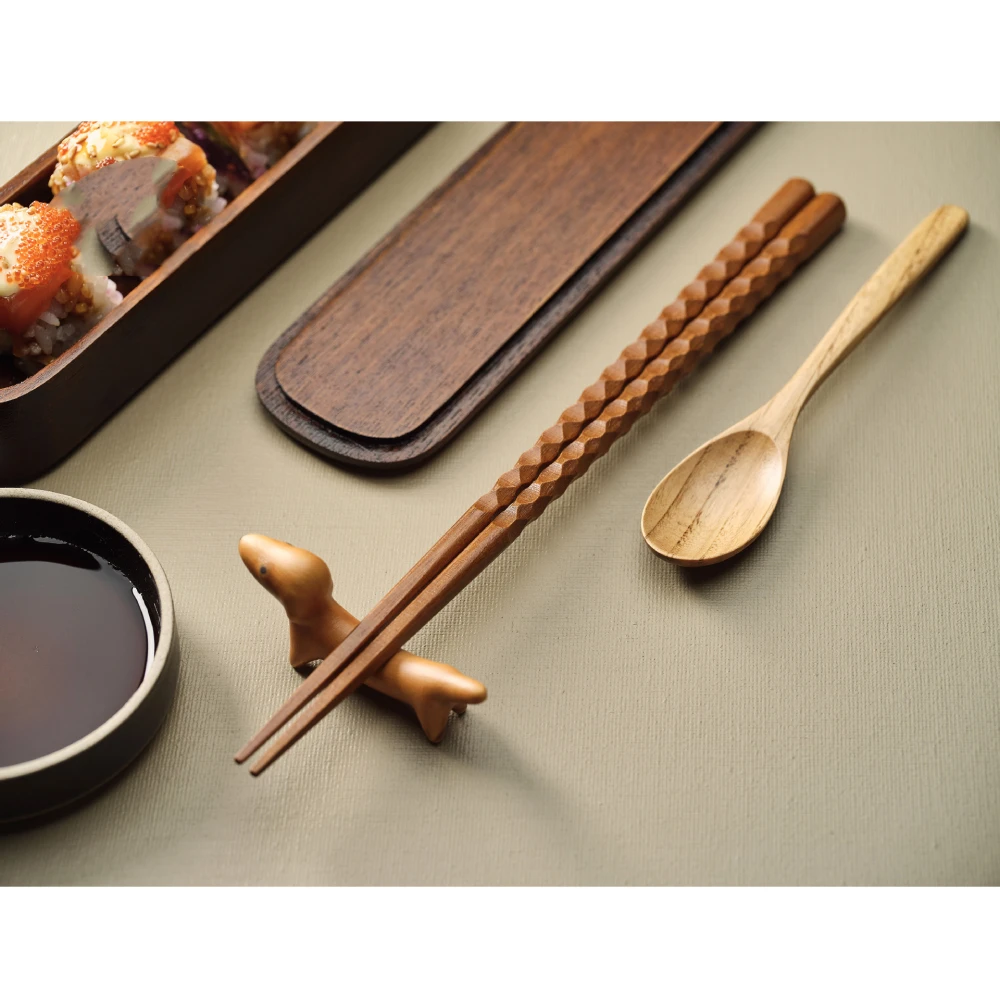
{"left": 56, "top": 121, "right": 93, "bottom": 161}
{"left": 131, "top": 121, "right": 180, "bottom": 148}
{"left": 0, "top": 202, "right": 79, "bottom": 294}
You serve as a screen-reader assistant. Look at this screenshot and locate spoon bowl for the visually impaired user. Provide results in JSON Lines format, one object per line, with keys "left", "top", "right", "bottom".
{"left": 642, "top": 428, "right": 786, "bottom": 565}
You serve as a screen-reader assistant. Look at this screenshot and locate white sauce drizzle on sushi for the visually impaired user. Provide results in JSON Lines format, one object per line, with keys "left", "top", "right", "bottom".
{"left": 0, "top": 227, "right": 23, "bottom": 296}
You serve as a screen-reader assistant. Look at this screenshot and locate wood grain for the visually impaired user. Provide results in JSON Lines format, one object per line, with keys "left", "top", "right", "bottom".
{"left": 234, "top": 176, "right": 812, "bottom": 764}
{"left": 641, "top": 204, "right": 968, "bottom": 566}
{"left": 256, "top": 123, "right": 759, "bottom": 470}
{"left": 243, "top": 190, "right": 847, "bottom": 775}
{"left": 276, "top": 122, "right": 720, "bottom": 438}
{"left": 0, "top": 122, "right": 432, "bottom": 485}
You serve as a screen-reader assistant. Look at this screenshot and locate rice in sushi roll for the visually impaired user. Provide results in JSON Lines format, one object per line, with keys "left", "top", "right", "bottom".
{"left": 49, "top": 121, "right": 227, "bottom": 274}
{"left": 0, "top": 201, "right": 122, "bottom": 364}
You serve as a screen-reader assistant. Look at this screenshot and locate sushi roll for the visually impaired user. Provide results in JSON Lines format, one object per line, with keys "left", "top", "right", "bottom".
{"left": 176, "top": 122, "right": 313, "bottom": 197}
{"left": 213, "top": 122, "right": 312, "bottom": 177}
{"left": 49, "top": 122, "right": 227, "bottom": 274}
{"left": 0, "top": 201, "right": 122, "bottom": 364}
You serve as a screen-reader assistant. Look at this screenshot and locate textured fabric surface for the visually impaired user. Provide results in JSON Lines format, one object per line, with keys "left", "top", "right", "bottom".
{"left": 1, "top": 122, "right": 997, "bottom": 886}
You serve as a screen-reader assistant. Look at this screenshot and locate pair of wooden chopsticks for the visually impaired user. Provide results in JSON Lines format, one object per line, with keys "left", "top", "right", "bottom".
{"left": 237, "top": 178, "right": 847, "bottom": 774}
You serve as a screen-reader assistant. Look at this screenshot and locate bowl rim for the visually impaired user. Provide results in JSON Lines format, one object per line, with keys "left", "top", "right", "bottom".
{"left": 0, "top": 487, "right": 175, "bottom": 781}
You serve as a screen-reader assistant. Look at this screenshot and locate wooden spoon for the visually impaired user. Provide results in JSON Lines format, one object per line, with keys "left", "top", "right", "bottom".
{"left": 641, "top": 204, "right": 969, "bottom": 566}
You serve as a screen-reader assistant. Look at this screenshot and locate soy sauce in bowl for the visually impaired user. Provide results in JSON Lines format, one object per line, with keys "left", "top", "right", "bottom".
{"left": 0, "top": 536, "right": 152, "bottom": 767}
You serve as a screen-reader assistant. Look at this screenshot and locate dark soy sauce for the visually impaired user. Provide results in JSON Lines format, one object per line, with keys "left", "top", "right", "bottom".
{"left": 0, "top": 536, "right": 149, "bottom": 767}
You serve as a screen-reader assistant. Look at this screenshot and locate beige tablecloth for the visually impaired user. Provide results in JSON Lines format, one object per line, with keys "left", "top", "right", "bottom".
{"left": 1, "top": 122, "right": 998, "bottom": 885}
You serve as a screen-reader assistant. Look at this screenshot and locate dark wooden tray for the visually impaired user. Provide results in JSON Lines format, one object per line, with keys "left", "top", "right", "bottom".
{"left": 0, "top": 122, "right": 432, "bottom": 485}
{"left": 257, "top": 121, "right": 757, "bottom": 472}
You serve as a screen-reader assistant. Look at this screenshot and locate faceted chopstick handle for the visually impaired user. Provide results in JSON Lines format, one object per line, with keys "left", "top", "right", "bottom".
{"left": 490, "top": 194, "right": 847, "bottom": 533}
{"left": 475, "top": 178, "right": 816, "bottom": 513}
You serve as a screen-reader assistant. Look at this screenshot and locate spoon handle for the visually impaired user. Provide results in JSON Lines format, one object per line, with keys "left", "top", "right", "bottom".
{"left": 772, "top": 204, "right": 969, "bottom": 430}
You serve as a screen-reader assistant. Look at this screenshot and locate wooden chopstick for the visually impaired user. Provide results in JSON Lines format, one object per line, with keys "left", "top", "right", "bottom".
{"left": 242, "top": 189, "right": 847, "bottom": 774}
{"left": 240, "top": 184, "right": 844, "bottom": 774}
{"left": 235, "top": 178, "right": 815, "bottom": 766}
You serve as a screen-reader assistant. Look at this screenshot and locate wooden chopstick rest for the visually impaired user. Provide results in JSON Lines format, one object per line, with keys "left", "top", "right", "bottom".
{"left": 238, "top": 534, "right": 486, "bottom": 743}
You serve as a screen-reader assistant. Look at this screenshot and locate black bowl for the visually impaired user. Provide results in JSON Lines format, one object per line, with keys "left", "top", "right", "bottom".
{"left": 0, "top": 489, "right": 178, "bottom": 822}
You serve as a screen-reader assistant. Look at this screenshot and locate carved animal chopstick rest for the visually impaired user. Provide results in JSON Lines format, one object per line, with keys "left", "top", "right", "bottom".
{"left": 238, "top": 534, "right": 486, "bottom": 742}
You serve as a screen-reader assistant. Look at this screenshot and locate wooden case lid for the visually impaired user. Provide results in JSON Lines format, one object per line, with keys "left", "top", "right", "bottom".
{"left": 273, "top": 122, "right": 723, "bottom": 442}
